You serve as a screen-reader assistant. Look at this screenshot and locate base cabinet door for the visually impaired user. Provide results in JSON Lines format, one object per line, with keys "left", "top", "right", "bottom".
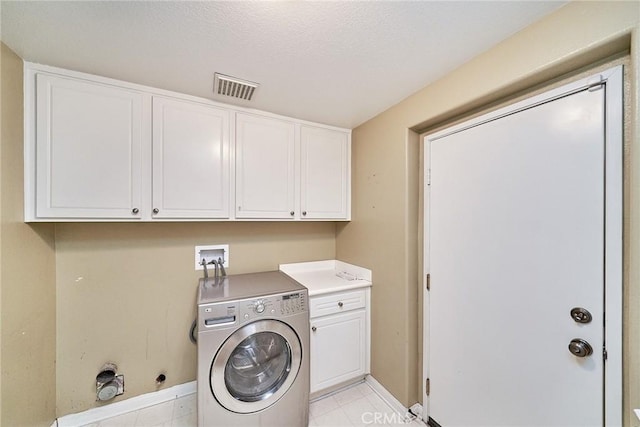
{"left": 35, "top": 73, "right": 145, "bottom": 219}
{"left": 310, "top": 310, "right": 366, "bottom": 393}
{"left": 152, "top": 96, "right": 230, "bottom": 218}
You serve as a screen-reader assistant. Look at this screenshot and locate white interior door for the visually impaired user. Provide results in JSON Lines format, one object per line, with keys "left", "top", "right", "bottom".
{"left": 424, "top": 68, "right": 622, "bottom": 427}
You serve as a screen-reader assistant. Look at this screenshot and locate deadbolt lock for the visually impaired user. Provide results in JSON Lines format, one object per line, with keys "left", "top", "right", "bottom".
{"left": 570, "top": 307, "right": 592, "bottom": 324}
{"left": 568, "top": 338, "right": 593, "bottom": 358}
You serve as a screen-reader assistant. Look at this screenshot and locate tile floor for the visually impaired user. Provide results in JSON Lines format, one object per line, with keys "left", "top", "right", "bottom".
{"left": 309, "top": 382, "right": 423, "bottom": 427}
{"left": 81, "top": 381, "right": 425, "bottom": 427}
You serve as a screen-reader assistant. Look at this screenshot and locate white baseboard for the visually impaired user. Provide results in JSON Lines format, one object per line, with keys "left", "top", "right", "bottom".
{"left": 52, "top": 381, "right": 196, "bottom": 427}
{"left": 53, "top": 376, "right": 419, "bottom": 427}
{"left": 365, "top": 375, "right": 415, "bottom": 421}
{"left": 409, "top": 402, "right": 424, "bottom": 422}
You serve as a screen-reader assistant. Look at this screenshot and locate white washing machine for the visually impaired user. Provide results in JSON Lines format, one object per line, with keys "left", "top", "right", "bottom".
{"left": 197, "top": 271, "right": 309, "bottom": 426}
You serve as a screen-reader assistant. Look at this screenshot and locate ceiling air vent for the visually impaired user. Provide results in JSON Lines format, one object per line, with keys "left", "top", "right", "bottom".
{"left": 214, "top": 73, "right": 259, "bottom": 101}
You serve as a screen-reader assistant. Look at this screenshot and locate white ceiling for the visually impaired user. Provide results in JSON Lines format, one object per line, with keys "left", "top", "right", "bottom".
{"left": 1, "top": 1, "right": 565, "bottom": 129}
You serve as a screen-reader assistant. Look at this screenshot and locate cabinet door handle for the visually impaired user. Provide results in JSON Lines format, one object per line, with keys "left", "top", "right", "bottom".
{"left": 132, "top": 208, "right": 139, "bottom": 214}
{"left": 153, "top": 208, "right": 159, "bottom": 214}
{"left": 312, "top": 326, "right": 317, "bottom": 332}
{"left": 290, "top": 211, "right": 295, "bottom": 216}
{"left": 302, "top": 211, "right": 307, "bottom": 216}
{"left": 338, "top": 302, "right": 344, "bottom": 308}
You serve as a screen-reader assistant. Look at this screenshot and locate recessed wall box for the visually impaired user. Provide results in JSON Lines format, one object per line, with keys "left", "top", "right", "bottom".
{"left": 195, "top": 245, "right": 229, "bottom": 270}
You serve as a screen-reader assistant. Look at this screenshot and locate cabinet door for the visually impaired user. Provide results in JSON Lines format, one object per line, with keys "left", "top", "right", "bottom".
{"left": 300, "top": 126, "right": 350, "bottom": 219}
{"left": 310, "top": 310, "right": 366, "bottom": 393}
{"left": 152, "top": 97, "right": 230, "bottom": 218}
{"left": 235, "top": 113, "right": 295, "bottom": 218}
{"left": 35, "top": 74, "right": 144, "bottom": 218}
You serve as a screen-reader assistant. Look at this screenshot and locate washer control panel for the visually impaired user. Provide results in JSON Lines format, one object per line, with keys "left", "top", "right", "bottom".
{"left": 200, "top": 290, "right": 308, "bottom": 329}
{"left": 238, "top": 291, "right": 307, "bottom": 322}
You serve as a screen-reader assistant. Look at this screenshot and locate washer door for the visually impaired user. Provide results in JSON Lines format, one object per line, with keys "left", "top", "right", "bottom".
{"left": 211, "top": 319, "right": 302, "bottom": 413}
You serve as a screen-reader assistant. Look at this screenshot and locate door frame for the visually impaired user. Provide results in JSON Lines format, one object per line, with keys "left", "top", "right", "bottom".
{"left": 422, "top": 66, "right": 623, "bottom": 426}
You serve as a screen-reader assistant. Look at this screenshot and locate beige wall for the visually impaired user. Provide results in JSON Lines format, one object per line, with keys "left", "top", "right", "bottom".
{"left": 0, "top": 43, "right": 57, "bottom": 426}
{"left": 55, "top": 221, "right": 335, "bottom": 415}
{"left": 336, "top": 3, "right": 640, "bottom": 423}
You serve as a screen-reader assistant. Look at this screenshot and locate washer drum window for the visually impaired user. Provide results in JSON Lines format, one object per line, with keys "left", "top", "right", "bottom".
{"left": 211, "top": 319, "right": 303, "bottom": 413}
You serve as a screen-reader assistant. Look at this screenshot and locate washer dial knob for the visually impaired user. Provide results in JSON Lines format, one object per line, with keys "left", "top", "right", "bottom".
{"left": 254, "top": 300, "right": 265, "bottom": 314}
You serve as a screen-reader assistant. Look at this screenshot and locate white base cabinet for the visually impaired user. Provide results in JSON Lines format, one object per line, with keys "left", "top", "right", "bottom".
{"left": 309, "top": 288, "right": 370, "bottom": 396}
{"left": 311, "top": 310, "right": 366, "bottom": 394}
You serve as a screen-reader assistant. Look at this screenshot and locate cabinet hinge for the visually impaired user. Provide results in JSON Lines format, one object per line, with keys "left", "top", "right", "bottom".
{"left": 426, "top": 378, "right": 430, "bottom": 396}
{"left": 426, "top": 273, "right": 430, "bottom": 291}
{"left": 427, "top": 169, "right": 431, "bottom": 186}
{"left": 603, "top": 347, "right": 608, "bottom": 361}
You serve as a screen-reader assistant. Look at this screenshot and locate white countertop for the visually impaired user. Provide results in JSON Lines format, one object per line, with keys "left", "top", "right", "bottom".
{"left": 279, "top": 260, "right": 372, "bottom": 296}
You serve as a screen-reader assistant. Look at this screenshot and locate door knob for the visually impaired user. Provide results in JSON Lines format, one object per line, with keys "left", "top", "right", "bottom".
{"left": 570, "top": 307, "right": 592, "bottom": 323}
{"left": 568, "top": 338, "right": 593, "bottom": 358}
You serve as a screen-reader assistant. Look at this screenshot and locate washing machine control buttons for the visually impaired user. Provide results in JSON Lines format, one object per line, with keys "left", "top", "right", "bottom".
{"left": 280, "top": 295, "right": 305, "bottom": 315}
{"left": 238, "top": 295, "right": 306, "bottom": 320}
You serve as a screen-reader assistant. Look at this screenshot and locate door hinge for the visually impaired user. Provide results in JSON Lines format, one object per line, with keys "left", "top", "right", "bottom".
{"left": 426, "top": 378, "right": 430, "bottom": 396}
{"left": 587, "top": 76, "right": 605, "bottom": 92}
{"left": 426, "top": 273, "right": 431, "bottom": 291}
{"left": 427, "top": 169, "right": 431, "bottom": 186}
{"left": 603, "top": 347, "right": 608, "bottom": 361}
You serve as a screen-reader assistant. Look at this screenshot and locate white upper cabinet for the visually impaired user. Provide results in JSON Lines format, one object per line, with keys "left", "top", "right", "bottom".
{"left": 235, "top": 116, "right": 351, "bottom": 220}
{"left": 235, "top": 113, "right": 296, "bottom": 219}
{"left": 152, "top": 97, "right": 230, "bottom": 219}
{"left": 33, "top": 73, "right": 146, "bottom": 219}
{"left": 24, "top": 64, "right": 350, "bottom": 222}
{"left": 300, "top": 126, "right": 350, "bottom": 220}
